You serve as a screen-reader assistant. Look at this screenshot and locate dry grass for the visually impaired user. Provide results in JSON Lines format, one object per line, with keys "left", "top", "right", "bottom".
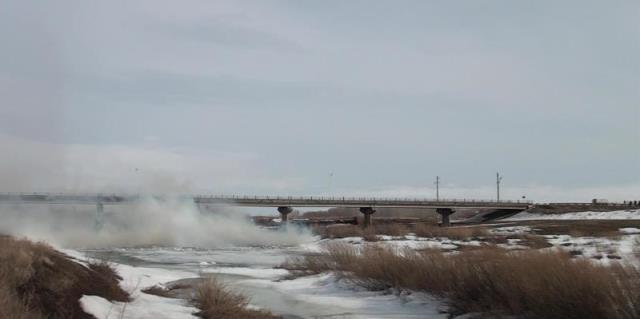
{"left": 516, "top": 220, "right": 640, "bottom": 238}
{"left": 315, "top": 225, "right": 364, "bottom": 239}
{"left": 373, "top": 223, "right": 410, "bottom": 237}
{"left": 193, "top": 277, "right": 280, "bottom": 319}
{"left": 413, "top": 224, "right": 489, "bottom": 240}
{"left": 284, "top": 243, "right": 640, "bottom": 319}
{"left": 314, "top": 223, "right": 493, "bottom": 244}
{"left": 142, "top": 279, "right": 282, "bottom": 319}
{"left": 316, "top": 223, "right": 416, "bottom": 242}
{"left": 509, "top": 234, "right": 553, "bottom": 249}
{"left": 0, "top": 235, "right": 129, "bottom": 319}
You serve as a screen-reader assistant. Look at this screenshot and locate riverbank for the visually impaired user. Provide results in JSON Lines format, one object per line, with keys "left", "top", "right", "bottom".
{"left": 0, "top": 236, "right": 129, "bottom": 319}
{"left": 0, "top": 236, "right": 281, "bottom": 319}
{"left": 3, "top": 213, "right": 639, "bottom": 318}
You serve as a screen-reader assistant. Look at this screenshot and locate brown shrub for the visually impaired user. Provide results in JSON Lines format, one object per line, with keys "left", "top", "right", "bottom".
{"left": 0, "top": 236, "right": 129, "bottom": 319}
{"left": 193, "top": 277, "right": 280, "bottom": 319}
{"left": 281, "top": 242, "right": 359, "bottom": 277}
{"left": 288, "top": 243, "right": 640, "bottom": 319}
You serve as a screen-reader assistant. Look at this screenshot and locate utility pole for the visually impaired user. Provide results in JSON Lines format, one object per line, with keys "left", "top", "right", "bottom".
{"left": 496, "top": 172, "right": 502, "bottom": 202}
{"left": 435, "top": 176, "right": 440, "bottom": 201}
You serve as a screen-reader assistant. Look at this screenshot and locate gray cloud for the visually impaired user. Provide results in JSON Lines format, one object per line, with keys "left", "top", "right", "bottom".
{"left": 0, "top": 0, "right": 637, "bottom": 200}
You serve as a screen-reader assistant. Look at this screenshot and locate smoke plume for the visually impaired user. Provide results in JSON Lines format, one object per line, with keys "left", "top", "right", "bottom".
{"left": 0, "top": 197, "right": 313, "bottom": 249}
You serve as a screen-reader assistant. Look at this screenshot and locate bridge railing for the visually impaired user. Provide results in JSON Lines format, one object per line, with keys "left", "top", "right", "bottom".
{"left": 194, "top": 194, "right": 532, "bottom": 204}
{"left": 0, "top": 192, "right": 534, "bottom": 205}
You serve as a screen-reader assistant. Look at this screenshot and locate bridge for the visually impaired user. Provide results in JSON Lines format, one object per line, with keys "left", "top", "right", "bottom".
{"left": 0, "top": 193, "right": 533, "bottom": 227}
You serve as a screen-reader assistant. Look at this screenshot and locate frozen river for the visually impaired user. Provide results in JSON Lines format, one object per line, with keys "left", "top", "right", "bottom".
{"left": 80, "top": 243, "right": 444, "bottom": 319}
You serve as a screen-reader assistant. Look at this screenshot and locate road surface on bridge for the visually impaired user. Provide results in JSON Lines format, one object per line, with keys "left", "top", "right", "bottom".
{"left": 0, "top": 193, "right": 532, "bottom": 210}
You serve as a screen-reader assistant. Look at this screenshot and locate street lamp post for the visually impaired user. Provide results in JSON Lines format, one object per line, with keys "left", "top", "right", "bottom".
{"left": 496, "top": 172, "right": 502, "bottom": 202}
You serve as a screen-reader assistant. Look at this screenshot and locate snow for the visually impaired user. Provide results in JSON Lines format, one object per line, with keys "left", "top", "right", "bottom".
{"left": 80, "top": 294, "right": 197, "bottom": 319}
{"left": 247, "top": 273, "right": 448, "bottom": 319}
{"left": 68, "top": 251, "right": 200, "bottom": 319}
{"left": 507, "top": 209, "right": 640, "bottom": 220}
{"left": 64, "top": 224, "right": 638, "bottom": 319}
{"left": 497, "top": 238, "right": 529, "bottom": 250}
{"left": 380, "top": 238, "right": 459, "bottom": 250}
{"left": 490, "top": 226, "right": 532, "bottom": 235}
{"left": 68, "top": 244, "right": 450, "bottom": 319}
{"left": 545, "top": 234, "right": 639, "bottom": 265}
{"left": 620, "top": 228, "right": 640, "bottom": 234}
{"left": 302, "top": 235, "right": 486, "bottom": 254}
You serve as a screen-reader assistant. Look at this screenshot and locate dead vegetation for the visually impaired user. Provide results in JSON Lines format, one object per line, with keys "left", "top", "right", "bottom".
{"left": 0, "top": 235, "right": 129, "bottom": 319}
{"left": 314, "top": 223, "right": 491, "bottom": 241}
{"left": 314, "top": 224, "right": 409, "bottom": 240}
{"left": 192, "top": 277, "right": 280, "bottom": 319}
{"left": 412, "top": 224, "right": 489, "bottom": 240}
{"left": 512, "top": 220, "right": 640, "bottom": 238}
{"left": 283, "top": 243, "right": 640, "bottom": 319}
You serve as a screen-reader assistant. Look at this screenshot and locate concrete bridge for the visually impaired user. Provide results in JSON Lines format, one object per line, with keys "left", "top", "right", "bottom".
{"left": 0, "top": 193, "right": 532, "bottom": 227}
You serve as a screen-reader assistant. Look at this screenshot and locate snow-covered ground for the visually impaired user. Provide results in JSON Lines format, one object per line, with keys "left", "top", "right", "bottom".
{"left": 302, "top": 235, "right": 482, "bottom": 254}
{"left": 60, "top": 214, "right": 640, "bottom": 319}
{"left": 67, "top": 243, "right": 450, "bottom": 319}
{"left": 544, "top": 231, "right": 639, "bottom": 265}
{"left": 245, "top": 273, "right": 447, "bottom": 319}
{"left": 506, "top": 209, "right": 640, "bottom": 220}
{"left": 62, "top": 249, "right": 200, "bottom": 319}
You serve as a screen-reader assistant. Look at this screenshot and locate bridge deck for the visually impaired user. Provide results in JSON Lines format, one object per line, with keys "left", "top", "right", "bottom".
{"left": 0, "top": 193, "right": 531, "bottom": 209}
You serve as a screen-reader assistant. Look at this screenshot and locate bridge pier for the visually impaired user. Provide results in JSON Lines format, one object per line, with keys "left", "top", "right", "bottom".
{"left": 359, "top": 207, "right": 376, "bottom": 228}
{"left": 436, "top": 208, "right": 454, "bottom": 227}
{"left": 95, "top": 202, "right": 104, "bottom": 231}
{"left": 277, "top": 206, "right": 293, "bottom": 224}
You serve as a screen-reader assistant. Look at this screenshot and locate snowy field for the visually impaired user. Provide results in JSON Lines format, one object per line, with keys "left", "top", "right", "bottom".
{"left": 61, "top": 210, "right": 640, "bottom": 319}
{"left": 505, "top": 209, "right": 640, "bottom": 220}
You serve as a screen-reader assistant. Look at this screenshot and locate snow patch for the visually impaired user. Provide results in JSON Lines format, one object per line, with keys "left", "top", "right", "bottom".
{"left": 267, "top": 273, "right": 448, "bottom": 319}
{"left": 620, "top": 228, "right": 640, "bottom": 234}
{"left": 490, "top": 226, "right": 532, "bottom": 235}
{"left": 507, "top": 210, "right": 640, "bottom": 220}
{"left": 69, "top": 250, "right": 200, "bottom": 319}
{"left": 80, "top": 294, "right": 197, "bottom": 319}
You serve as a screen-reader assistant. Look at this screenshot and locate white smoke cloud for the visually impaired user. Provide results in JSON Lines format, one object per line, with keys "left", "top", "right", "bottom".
{"left": 0, "top": 133, "right": 312, "bottom": 248}
{"left": 0, "top": 197, "right": 313, "bottom": 249}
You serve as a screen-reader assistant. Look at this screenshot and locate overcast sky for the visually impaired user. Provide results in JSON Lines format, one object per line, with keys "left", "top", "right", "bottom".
{"left": 1, "top": 0, "right": 638, "bottom": 201}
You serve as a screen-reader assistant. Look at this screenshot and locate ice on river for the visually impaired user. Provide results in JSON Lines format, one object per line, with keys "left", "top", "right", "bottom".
{"left": 72, "top": 243, "right": 447, "bottom": 319}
